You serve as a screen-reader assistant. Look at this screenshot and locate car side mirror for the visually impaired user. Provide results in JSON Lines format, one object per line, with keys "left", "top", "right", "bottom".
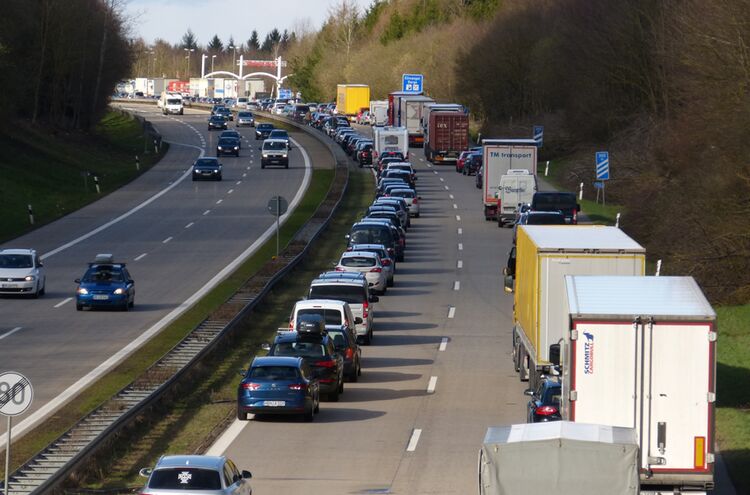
{"left": 549, "top": 344, "right": 561, "bottom": 367}
{"left": 138, "top": 468, "right": 152, "bottom": 478}
{"left": 503, "top": 273, "right": 514, "bottom": 294}
{"left": 261, "top": 343, "right": 271, "bottom": 351}
{"left": 238, "top": 368, "right": 247, "bottom": 376}
{"left": 523, "top": 389, "right": 534, "bottom": 396}
{"left": 128, "top": 279, "right": 134, "bottom": 284}
{"left": 355, "top": 317, "right": 363, "bottom": 324}
{"left": 369, "top": 294, "right": 379, "bottom": 303}
{"left": 242, "top": 470, "right": 253, "bottom": 479}
{"left": 344, "top": 234, "right": 350, "bottom": 240}
{"left": 74, "top": 278, "right": 81, "bottom": 284}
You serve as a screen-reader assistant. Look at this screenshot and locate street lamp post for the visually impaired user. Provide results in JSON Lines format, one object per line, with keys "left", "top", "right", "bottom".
{"left": 183, "top": 47, "right": 195, "bottom": 78}
{"left": 211, "top": 54, "right": 217, "bottom": 74}
{"left": 228, "top": 44, "right": 237, "bottom": 73}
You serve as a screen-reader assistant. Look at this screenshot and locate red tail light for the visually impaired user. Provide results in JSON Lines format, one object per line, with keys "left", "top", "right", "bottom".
{"left": 363, "top": 300, "right": 369, "bottom": 318}
{"left": 335, "top": 266, "right": 346, "bottom": 271}
{"left": 412, "top": 197, "right": 418, "bottom": 204}
{"left": 382, "top": 259, "right": 391, "bottom": 266}
{"left": 242, "top": 383, "right": 261, "bottom": 390}
{"left": 573, "top": 210, "right": 578, "bottom": 224}
{"left": 319, "top": 378, "right": 335, "bottom": 383}
{"left": 288, "top": 383, "right": 308, "bottom": 391}
{"left": 370, "top": 267, "right": 382, "bottom": 273}
{"left": 314, "top": 359, "right": 337, "bottom": 368}
{"left": 536, "top": 405, "right": 558, "bottom": 416}
{"left": 399, "top": 238, "right": 405, "bottom": 246}
{"left": 345, "top": 348, "right": 354, "bottom": 359}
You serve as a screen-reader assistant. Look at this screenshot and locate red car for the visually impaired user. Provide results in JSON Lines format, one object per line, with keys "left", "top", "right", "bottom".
{"left": 456, "top": 147, "right": 482, "bottom": 173}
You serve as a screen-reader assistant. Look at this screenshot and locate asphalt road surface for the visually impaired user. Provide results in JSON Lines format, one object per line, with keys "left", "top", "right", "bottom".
{"left": 0, "top": 106, "right": 329, "bottom": 440}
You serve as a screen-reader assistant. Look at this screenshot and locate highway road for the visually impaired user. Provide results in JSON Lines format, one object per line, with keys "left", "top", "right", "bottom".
{"left": 0, "top": 106, "right": 329, "bottom": 440}
{"left": 211, "top": 133, "right": 529, "bottom": 494}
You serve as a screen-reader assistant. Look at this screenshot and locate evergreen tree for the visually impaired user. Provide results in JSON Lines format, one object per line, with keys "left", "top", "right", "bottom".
{"left": 180, "top": 28, "right": 198, "bottom": 49}
{"left": 247, "top": 30, "right": 260, "bottom": 51}
{"left": 207, "top": 34, "right": 223, "bottom": 52}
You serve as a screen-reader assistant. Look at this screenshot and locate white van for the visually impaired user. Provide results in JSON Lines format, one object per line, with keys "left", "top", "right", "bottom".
{"left": 497, "top": 170, "right": 537, "bottom": 226}
{"left": 158, "top": 91, "right": 183, "bottom": 115}
{"left": 289, "top": 299, "right": 361, "bottom": 331}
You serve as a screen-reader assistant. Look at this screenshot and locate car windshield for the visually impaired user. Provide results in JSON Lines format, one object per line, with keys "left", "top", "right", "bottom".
{"left": 309, "top": 285, "right": 364, "bottom": 304}
{"left": 249, "top": 366, "right": 299, "bottom": 380}
{"left": 210, "top": 116, "right": 223, "bottom": 121}
{"left": 195, "top": 159, "right": 218, "bottom": 167}
{"left": 82, "top": 267, "right": 125, "bottom": 283}
{"left": 238, "top": 112, "right": 252, "bottom": 117}
{"left": 259, "top": 124, "right": 273, "bottom": 130}
{"left": 273, "top": 341, "right": 326, "bottom": 358}
{"left": 148, "top": 468, "right": 221, "bottom": 490}
{"left": 166, "top": 98, "right": 181, "bottom": 105}
{"left": 264, "top": 141, "right": 287, "bottom": 151}
{"left": 298, "top": 308, "right": 343, "bottom": 325}
{"left": 218, "top": 138, "right": 235, "bottom": 145}
{"left": 0, "top": 254, "right": 33, "bottom": 269}
{"left": 341, "top": 256, "right": 376, "bottom": 268}
{"left": 270, "top": 131, "right": 288, "bottom": 138}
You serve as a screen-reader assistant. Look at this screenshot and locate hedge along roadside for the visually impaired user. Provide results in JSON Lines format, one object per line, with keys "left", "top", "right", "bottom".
{"left": 0, "top": 111, "right": 346, "bottom": 493}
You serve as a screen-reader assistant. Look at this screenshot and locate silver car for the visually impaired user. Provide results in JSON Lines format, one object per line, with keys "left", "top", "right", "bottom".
{"left": 139, "top": 455, "right": 252, "bottom": 494}
{"left": 349, "top": 243, "right": 395, "bottom": 287}
{"left": 0, "top": 248, "right": 46, "bottom": 297}
{"left": 387, "top": 188, "right": 420, "bottom": 217}
{"left": 336, "top": 251, "right": 387, "bottom": 294}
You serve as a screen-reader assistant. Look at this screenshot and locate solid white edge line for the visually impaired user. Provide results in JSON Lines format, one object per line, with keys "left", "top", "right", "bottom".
{"left": 0, "top": 135, "right": 312, "bottom": 446}
{"left": 447, "top": 306, "right": 456, "bottom": 318}
{"left": 40, "top": 142, "right": 203, "bottom": 261}
{"left": 439, "top": 337, "right": 448, "bottom": 351}
{"left": 406, "top": 428, "right": 422, "bottom": 452}
{"left": 453, "top": 281, "right": 460, "bottom": 291}
{"left": 54, "top": 297, "right": 73, "bottom": 308}
{"left": 0, "top": 327, "right": 23, "bottom": 341}
{"left": 205, "top": 419, "right": 250, "bottom": 456}
{"left": 427, "top": 376, "right": 438, "bottom": 394}
{"left": 135, "top": 253, "right": 148, "bottom": 261}
{"left": 457, "top": 260, "right": 463, "bottom": 269}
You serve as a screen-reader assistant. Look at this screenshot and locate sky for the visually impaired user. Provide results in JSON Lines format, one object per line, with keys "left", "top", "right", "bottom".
{"left": 124, "top": 0, "right": 375, "bottom": 46}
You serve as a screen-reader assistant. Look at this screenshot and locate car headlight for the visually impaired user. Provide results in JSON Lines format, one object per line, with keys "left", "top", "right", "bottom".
{"left": 77, "top": 287, "right": 89, "bottom": 295}
{"left": 217, "top": 146, "right": 223, "bottom": 150}
{"left": 262, "top": 153, "right": 269, "bottom": 158}
{"left": 214, "top": 169, "right": 219, "bottom": 173}
{"left": 24, "top": 275, "right": 35, "bottom": 281}
{"left": 114, "top": 288, "right": 125, "bottom": 295}
{"left": 233, "top": 146, "right": 238, "bottom": 150}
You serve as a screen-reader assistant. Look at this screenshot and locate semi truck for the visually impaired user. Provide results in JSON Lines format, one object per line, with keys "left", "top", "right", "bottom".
{"left": 157, "top": 91, "right": 184, "bottom": 115}
{"left": 559, "top": 275, "right": 716, "bottom": 494}
{"left": 373, "top": 126, "right": 409, "bottom": 160}
{"left": 480, "top": 422, "right": 640, "bottom": 495}
{"left": 504, "top": 225, "right": 646, "bottom": 390}
{"left": 394, "top": 95, "right": 435, "bottom": 146}
{"left": 423, "top": 111, "right": 469, "bottom": 163}
{"left": 369, "top": 100, "right": 388, "bottom": 126}
{"left": 387, "top": 90, "right": 423, "bottom": 126}
{"left": 336, "top": 84, "right": 370, "bottom": 120}
{"left": 481, "top": 139, "right": 538, "bottom": 220}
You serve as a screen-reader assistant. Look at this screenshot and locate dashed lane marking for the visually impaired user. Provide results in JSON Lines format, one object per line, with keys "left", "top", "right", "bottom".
{"left": 448, "top": 306, "right": 456, "bottom": 318}
{"left": 427, "top": 376, "right": 438, "bottom": 394}
{"left": 406, "top": 429, "right": 422, "bottom": 452}
{"left": 54, "top": 298, "right": 72, "bottom": 309}
{"left": 135, "top": 253, "right": 147, "bottom": 261}
{"left": 0, "top": 327, "right": 23, "bottom": 341}
{"left": 439, "top": 338, "right": 448, "bottom": 351}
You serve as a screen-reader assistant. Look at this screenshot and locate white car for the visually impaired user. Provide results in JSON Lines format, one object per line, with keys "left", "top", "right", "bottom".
{"left": 349, "top": 244, "right": 395, "bottom": 287}
{"left": 335, "top": 251, "right": 387, "bottom": 294}
{"left": 289, "top": 299, "right": 361, "bottom": 330}
{"left": 389, "top": 188, "right": 420, "bottom": 217}
{"left": 0, "top": 248, "right": 46, "bottom": 297}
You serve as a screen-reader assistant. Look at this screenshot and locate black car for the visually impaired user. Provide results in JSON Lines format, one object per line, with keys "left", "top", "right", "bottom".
{"left": 347, "top": 221, "right": 401, "bottom": 262}
{"left": 255, "top": 123, "right": 275, "bottom": 140}
{"left": 216, "top": 106, "right": 233, "bottom": 121}
{"left": 265, "top": 315, "right": 345, "bottom": 401}
{"left": 512, "top": 211, "right": 567, "bottom": 241}
{"left": 207, "top": 115, "right": 227, "bottom": 130}
{"left": 216, "top": 137, "right": 240, "bottom": 157}
{"left": 220, "top": 130, "right": 242, "bottom": 148}
{"left": 192, "top": 157, "right": 222, "bottom": 181}
{"left": 356, "top": 142, "right": 374, "bottom": 167}
{"left": 530, "top": 192, "right": 581, "bottom": 224}
{"left": 525, "top": 378, "right": 562, "bottom": 423}
{"left": 463, "top": 152, "right": 483, "bottom": 175}
{"left": 324, "top": 324, "right": 361, "bottom": 382}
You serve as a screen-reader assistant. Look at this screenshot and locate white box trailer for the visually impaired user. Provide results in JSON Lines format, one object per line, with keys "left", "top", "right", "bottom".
{"left": 561, "top": 275, "right": 716, "bottom": 493}
{"left": 479, "top": 422, "right": 640, "bottom": 495}
{"left": 482, "top": 139, "right": 538, "bottom": 220}
{"left": 369, "top": 100, "right": 388, "bottom": 126}
{"left": 396, "top": 95, "right": 435, "bottom": 146}
{"left": 373, "top": 126, "right": 408, "bottom": 159}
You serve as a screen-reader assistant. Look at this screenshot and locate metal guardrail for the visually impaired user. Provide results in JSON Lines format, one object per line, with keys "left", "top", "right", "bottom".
{"left": 0, "top": 109, "right": 350, "bottom": 495}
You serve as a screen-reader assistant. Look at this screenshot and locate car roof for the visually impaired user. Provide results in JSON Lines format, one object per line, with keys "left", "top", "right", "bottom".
{"left": 0, "top": 248, "right": 35, "bottom": 255}
{"left": 251, "top": 356, "right": 302, "bottom": 367}
{"left": 263, "top": 139, "right": 288, "bottom": 144}
{"left": 155, "top": 455, "right": 226, "bottom": 470}
{"left": 273, "top": 331, "right": 327, "bottom": 344}
{"left": 342, "top": 251, "right": 378, "bottom": 259}
{"left": 310, "top": 276, "right": 367, "bottom": 286}
{"left": 294, "top": 299, "right": 348, "bottom": 309}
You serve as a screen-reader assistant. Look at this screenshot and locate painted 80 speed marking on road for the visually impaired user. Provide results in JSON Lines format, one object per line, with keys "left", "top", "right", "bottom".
{"left": 0, "top": 372, "right": 33, "bottom": 416}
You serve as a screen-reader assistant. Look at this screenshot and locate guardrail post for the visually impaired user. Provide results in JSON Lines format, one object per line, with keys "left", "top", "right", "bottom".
{"left": 27, "top": 204, "right": 34, "bottom": 225}
{"left": 136, "top": 155, "right": 140, "bottom": 171}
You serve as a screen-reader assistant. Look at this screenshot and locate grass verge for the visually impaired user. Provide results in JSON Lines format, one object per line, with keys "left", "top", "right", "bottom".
{"left": 80, "top": 164, "right": 373, "bottom": 491}
{"left": 0, "top": 166, "right": 336, "bottom": 483}
{"left": 0, "top": 111, "right": 167, "bottom": 243}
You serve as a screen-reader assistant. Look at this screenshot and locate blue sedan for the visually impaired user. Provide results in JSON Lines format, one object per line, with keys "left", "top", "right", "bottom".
{"left": 237, "top": 356, "right": 320, "bottom": 421}
{"left": 525, "top": 379, "right": 562, "bottom": 423}
{"left": 75, "top": 255, "right": 135, "bottom": 311}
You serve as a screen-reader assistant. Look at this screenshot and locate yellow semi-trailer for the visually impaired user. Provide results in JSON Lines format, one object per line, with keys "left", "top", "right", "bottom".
{"left": 506, "top": 225, "right": 645, "bottom": 389}
{"left": 336, "top": 84, "right": 370, "bottom": 120}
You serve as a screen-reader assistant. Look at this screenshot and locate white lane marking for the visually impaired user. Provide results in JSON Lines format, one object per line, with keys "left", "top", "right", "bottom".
{"left": 54, "top": 297, "right": 73, "bottom": 308}
{"left": 40, "top": 142, "right": 204, "bottom": 261}
{"left": 439, "top": 337, "right": 448, "bottom": 351}
{"left": 410, "top": 153, "right": 416, "bottom": 157}
{"left": 236, "top": 180, "right": 242, "bottom": 184}
{"left": 135, "top": 253, "right": 148, "bottom": 261}
{"left": 0, "top": 134, "right": 313, "bottom": 446}
{"left": 427, "top": 376, "right": 438, "bottom": 394}
{"left": 185, "top": 222, "right": 194, "bottom": 229}
{"left": 453, "top": 281, "right": 460, "bottom": 291}
{"left": 0, "top": 327, "right": 23, "bottom": 341}
{"left": 448, "top": 306, "right": 456, "bottom": 319}
{"left": 453, "top": 204, "right": 458, "bottom": 209}
{"left": 439, "top": 177, "right": 444, "bottom": 182}
{"left": 203, "top": 210, "right": 211, "bottom": 215}
{"left": 445, "top": 186, "right": 449, "bottom": 190}
{"left": 227, "top": 189, "right": 234, "bottom": 194}
{"left": 162, "top": 236, "right": 173, "bottom": 244}
{"left": 458, "top": 243, "right": 463, "bottom": 250}
{"left": 426, "top": 163, "right": 432, "bottom": 167}
{"left": 449, "top": 194, "right": 454, "bottom": 199}
{"left": 216, "top": 199, "right": 223, "bottom": 205}
{"left": 246, "top": 166, "right": 251, "bottom": 170}
{"left": 457, "top": 228, "right": 462, "bottom": 234}
{"left": 456, "top": 215, "right": 461, "bottom": 221}
{"left": 406, "top": 429, "right": 422, "bottom": 452}
{"left": 206, "top": 418, "right": 250, "bottom": 456}
{"left": 242, "top": 173, "right": 247, "bottom": 178}
{"left": 457, "top": 260, "right": 463, "bottom": 269}
{"left": 420, "top": 158, "right": 425, "bottom": 162}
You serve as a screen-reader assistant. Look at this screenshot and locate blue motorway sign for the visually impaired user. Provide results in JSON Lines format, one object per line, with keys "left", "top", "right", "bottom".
{"left": 595, "top": 151, "right": 610, "bottom": 180}
{"left": 533, "top": 125, "right": 544, "bottom": 147}
{"left": 402, "top": 74, "right": 423, "bottom": 93}
{"left": 279, "top": 88, "right": 293, "bottom": 99}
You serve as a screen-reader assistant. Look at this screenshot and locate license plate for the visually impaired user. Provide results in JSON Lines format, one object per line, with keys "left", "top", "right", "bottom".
{"left": 93, "top": 295, "right": 109, "bottom": 300}
{"left": 264, "top": 400, "right": 285, "bottom": 407}
{"left": 1, "top": 284, "right": 15, "bottom": 288}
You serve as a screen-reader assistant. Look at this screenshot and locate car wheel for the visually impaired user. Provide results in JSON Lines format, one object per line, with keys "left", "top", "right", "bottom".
{"left": 285, "top": 164, "right": 289, "bottom": 169}
{"left": 76, "top": 303, "right": 83, "bottom": 311}
{"left": 38, "top": 282, "right": 45, "bottom": 296}
{"left": 237, "top": 407, "right": 248, "bottom": 421}
{"left": 261, "top": 164, "right": 265, "bottom": 169}
{"left": 327, "top": 387, "right": 339, "bottom": 402}
{"left": 339, "top": 378, "right": 344, "bottom": 394}
{"left": 387, "top": 277, "right": 394, "bottom": 287}
{"left": 217, "top": 174, "right": 222, "bottom": 181}
{"left": 415, "top": 213, "right": 420, "bottom": 218}
{"left": 121, "top": 301, "right": 129, "bottom": 312}
{"left": 357, "top": 359, "right": 362, "bottom": 376}
{"left": 397, "top": 254, "right": 404, "bottom": 262}
{"left": 304, "top": 403, "right": 314, "bottom": 422}
{"left": 129, "top": 298, "right": 135, "bottom": 309}
{"left": 314, "top": 393, "right": 320, "bottom": 413}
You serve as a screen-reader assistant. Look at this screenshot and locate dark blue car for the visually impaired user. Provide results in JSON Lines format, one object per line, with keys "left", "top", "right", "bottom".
{"left": 525, "top": 378, "right": 562, "bottom": 423}
{"left": 75, "top": 255, "right": 135, "bottom": 311}
{"left": 237, "top": 356, "right": 319, "bottom": 421}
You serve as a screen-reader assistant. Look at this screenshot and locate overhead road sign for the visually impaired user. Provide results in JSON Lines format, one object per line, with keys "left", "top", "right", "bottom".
{"left": 402, "top": 74, "right": 423, "bottom": 93}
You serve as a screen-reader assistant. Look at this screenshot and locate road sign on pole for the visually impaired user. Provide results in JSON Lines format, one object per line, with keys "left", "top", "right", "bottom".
{"left": 1, "top": 371, "right": 33, "bottom": 495}
{"left": 533, "top": 125, "right": 544, "bottom": 147}
{"left": 279, "top": 88, "right": 293, "bottom": 100}
{"left": 595, "top": 151, "right": 610, "bottom": 180}
{"left": 267, "top": 196, "right": 288, "bottom": 258}
{"left": 401, "top": 74, "right": 423, "bottom": 93}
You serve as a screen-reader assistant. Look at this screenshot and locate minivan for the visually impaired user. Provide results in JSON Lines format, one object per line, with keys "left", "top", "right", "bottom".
{"left": 530, "top": 191, "right": 580, "bottom": 224}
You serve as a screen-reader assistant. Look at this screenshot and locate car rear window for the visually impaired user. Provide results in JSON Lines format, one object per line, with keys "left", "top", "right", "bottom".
{"left": 527, "top": 213, "right": 566, "bottom": 225}
{"left": 273, "top": 342, "right": 326, "bottom": 357}
{"left": 533, "top": 193, "right": 577, "bottom": 210}
{"left": 342, "top": 256, "right": 376, "bottom": 268}
{"left": 391, "top": 190, "right": 415, "bottom": 198}
{"left": 249, "top": 366, "right": 299, "bottom": 380}
{"left": 350, "top": 227, "right": 392, "bottom": 246}
{"left": 309, "top": 285, "right": 365, "bottom": 304}
{"left": 298, "top": 308, "right": 343, "bottom": 325}
{"left": 149, "top": 468, "right": 221, "bottom": 489}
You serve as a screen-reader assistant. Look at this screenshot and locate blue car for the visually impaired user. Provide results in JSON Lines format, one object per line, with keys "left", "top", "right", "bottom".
{"left": 525, "top": 378, "right": 562, "bottom": 423}
{"left": 237, "top": 356, "right": 320, "bottom": 422}
{"left": 75, "top": 254, "right": 135, "bottom": 311}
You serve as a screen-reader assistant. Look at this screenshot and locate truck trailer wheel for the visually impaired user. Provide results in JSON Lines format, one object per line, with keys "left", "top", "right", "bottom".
{"left": 520, "top": 350, "right": 530, "bottom": 382}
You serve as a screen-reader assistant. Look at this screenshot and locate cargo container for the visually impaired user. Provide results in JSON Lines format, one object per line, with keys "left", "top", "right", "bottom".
{"left": 505, "top": 225, "right": 646, "bottom": 389}
{"left": 336, "top": 84, "right": 370, "bottom": 119}
{"left": 480, "top": 422, "right": 640, "bottom": 495}
{"left": 560, "top": 275, "right": 716, "bottom": 493}
{"left": 424, "top": 111, "right": 469, "bottom": 163}
{"left": 421, "top": 102, "right": 465, "bottom": 135}
{"left": 482, "top": 139, "right": 538, "bottom": 220}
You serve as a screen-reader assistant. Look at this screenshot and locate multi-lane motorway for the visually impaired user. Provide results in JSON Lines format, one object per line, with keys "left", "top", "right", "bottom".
{"left": 0, "top": 106, "right": 327, "bottom": 440}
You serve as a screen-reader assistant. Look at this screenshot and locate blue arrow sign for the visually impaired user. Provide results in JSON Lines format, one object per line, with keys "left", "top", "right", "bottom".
{"left": 533, "top": 125, "right": 544, "bottom": 147}
{"left": 402, "top": 74, "right": 423, "bottom": 93}
{"left": 595, "top": 151, "right": 610, "bottom": 180}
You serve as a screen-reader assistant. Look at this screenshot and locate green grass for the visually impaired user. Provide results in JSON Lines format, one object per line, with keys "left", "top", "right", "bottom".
{"left": 0, "top": 111, "right": 166, "bottom": 243}
{"left": 578, "top": 198, "right": 621, "bottom": 225}
{"left": 715, "top": 304, "right": 750, "bottom": 493}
